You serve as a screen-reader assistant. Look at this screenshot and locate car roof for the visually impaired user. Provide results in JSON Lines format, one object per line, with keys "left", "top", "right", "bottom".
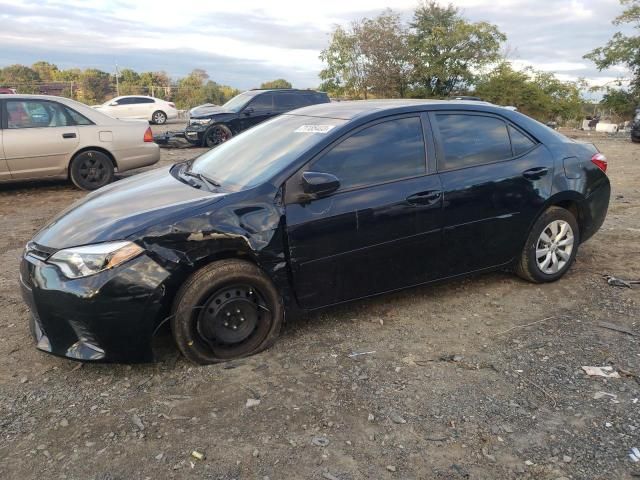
{"left": 251, "top": 88, "right": 325, "bottom": 94}
{"left": 290, "top": 99, "right": 501, "bottom": 120}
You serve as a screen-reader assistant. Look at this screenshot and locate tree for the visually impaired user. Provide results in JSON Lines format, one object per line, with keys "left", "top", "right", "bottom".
{"left": 260, "top": 79, "right": 292, "bottom": 89}
{"left": 78, "top": 69, "right": 111, "bottom": 104}
{"left": 359, "top": 10, "right": 410, "bottom": 98}
{"left": 31, "top": 61, "right": 59, "bottom": 81}
{"left": 599, "top": 87, "right": 638, "bottom": 119}
{"left": 0, "top": 65, "right": 41, "bottom": 93}
{"left": 474, "top": 62, "right": 584, "bottom": 122}
{"left": 408, "top": 2, "right": 505, "bottom": 97}
{"left": 319, "top": 22, "right": 369, "bottom": 99}
{"left": 584, "top": 0, "right": 640, "bottom": 92}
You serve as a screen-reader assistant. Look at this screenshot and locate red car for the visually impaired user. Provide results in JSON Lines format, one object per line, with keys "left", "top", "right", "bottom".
{"left": 0, "top": 87, "right": 16, "bottom": 94}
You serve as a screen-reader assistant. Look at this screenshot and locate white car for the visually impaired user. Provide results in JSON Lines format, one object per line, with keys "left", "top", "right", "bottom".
{"left": 94, "top": 96, "right": 178, "bottom": 124}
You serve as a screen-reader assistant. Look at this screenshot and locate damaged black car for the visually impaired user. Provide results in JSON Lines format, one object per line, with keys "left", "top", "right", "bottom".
{"left": 184, "top": 88, "right": 330, "bottom": 147}
{"left": 20, "top": 100, "right": 610, "bottom": 364}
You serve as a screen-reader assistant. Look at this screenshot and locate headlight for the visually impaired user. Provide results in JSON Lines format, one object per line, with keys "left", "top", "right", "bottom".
{"left": 189, "top": 118, "right": 211, "bottom": 126}
{"left": 47, "top": 241, "right": 144, "bottom": 279}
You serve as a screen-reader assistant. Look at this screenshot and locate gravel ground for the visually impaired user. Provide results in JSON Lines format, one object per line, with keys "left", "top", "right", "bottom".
{"left": 0, "top": 127, "right": 639, "bottom": 480}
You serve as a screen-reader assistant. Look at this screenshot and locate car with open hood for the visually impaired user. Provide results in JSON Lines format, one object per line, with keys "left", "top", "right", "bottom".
{"left": 20, "top": 100, "right": 610, "bottom": 364}
{"left": 185, "top": 88, "right": 330, "bottom": 147}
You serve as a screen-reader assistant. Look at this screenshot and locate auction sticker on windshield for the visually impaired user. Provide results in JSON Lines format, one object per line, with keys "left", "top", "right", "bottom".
{"left": 294, "top": 125, "right": 336, "bottom": 134}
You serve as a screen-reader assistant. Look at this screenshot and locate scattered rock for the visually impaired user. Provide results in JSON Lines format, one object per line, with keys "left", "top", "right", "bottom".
{"left": 131, "top": 414, "right": 145, "bottom": 431}
{"left": 246, "top": 398, "right": 261, "bottom": 408}
{"left": 390, "top": 413, "right": 407, "bottom": 424}
{"left": 386, "top": 465, "right": 397, "bottom": 472}
{"left": 59, "top": 418, "right": 69, "bottom": 427}
{"left": 563, "top": 455, "right": 572, "bottom": 463}
{"left": 311, "top": 436, "right": 330, "bottom": 447}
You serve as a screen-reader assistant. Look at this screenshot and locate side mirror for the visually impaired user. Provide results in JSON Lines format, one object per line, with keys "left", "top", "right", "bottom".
{"left": 301, "top": 171, "right": 340, "bottom": 198}
{"left": 244, "top": 107, "right": 254, "bottom": 116}
{"left": 109, "top": 102, "right": 118, "bottom": 106}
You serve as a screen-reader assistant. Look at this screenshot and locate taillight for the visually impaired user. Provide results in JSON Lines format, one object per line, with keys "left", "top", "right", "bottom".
{"left": 144, "top": 127, "right": 153, "bottom": 143}
{"left": 168, "top": 102, "right": 176, "bottom": 109}
{"left": 591, "top": 153, "right": 607, "bottom": 173}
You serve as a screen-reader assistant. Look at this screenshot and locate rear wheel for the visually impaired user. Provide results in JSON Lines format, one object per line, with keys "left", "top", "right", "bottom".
{"left": 152, "top": 110, "right": 167, "bottom": 124}
{"left": 69, "top": 150, "right": 114, "bottom": 190}
{"left": 171, "top": 259, "right": 283, "bottom": 364}
{"left": 203, "top": 124, "right": 232, "bottom": 148}
{"left": 516, "top": 206, "right": 579, "bottom": 283}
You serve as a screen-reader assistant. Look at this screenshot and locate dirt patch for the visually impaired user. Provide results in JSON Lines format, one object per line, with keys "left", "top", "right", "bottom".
{"left": 0, "top": 129, "right": 639, "bottom": 479}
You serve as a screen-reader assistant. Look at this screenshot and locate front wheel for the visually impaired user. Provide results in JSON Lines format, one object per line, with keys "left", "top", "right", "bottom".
{"left": 203, "top": 124, "right": 232, "bottom": 148}
{"left": 69, "top": 150, "right": 114, "bottom": 190}
{"left": 516, "top": 206, "right": 580, "bottom": 283}
{"left": 152, "top": 110, "right": 167, "bottom": 124}
{"left": 171, "top": 260, "right": 283, "bottom": 364}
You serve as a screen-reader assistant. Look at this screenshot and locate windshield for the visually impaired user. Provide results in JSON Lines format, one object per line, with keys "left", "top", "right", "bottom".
{"left": 222, "top": 92, "right": 256, "bottom": 113}
{"left": 190, "top": 114, "right": 346, "bottom": 190}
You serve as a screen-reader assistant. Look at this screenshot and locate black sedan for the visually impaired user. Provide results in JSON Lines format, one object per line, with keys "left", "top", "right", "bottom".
{"left": 20, "top": 100, "right": 610, "bottom": 364}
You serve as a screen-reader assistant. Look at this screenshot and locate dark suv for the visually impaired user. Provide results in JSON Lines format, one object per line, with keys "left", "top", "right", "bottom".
{"left": 185, "top": 88, "right": 330, "bottom": 147}
{"left": 632, "top": 108, "right": 640, "bottom": 143}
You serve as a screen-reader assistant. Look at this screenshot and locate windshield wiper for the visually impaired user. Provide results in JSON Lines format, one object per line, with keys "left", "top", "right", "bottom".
{"left": 182, "top": 169, "right": 221, "bottom": 190}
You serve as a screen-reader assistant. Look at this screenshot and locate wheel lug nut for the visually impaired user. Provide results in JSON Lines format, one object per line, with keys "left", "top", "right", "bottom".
{"left": 226, "top": 312, "right": 231, "bottom": 317}
{"left": 224, "top": 322, "right": 229, "bottom": 327}
{"left": 240, "top": 317, "right": 245, "bottom": 322}
{"left": 236, "top": 309, "right": 240, "bottom": 314}
{"left": 232, "top": 325, "right": 237, "bottom": 330}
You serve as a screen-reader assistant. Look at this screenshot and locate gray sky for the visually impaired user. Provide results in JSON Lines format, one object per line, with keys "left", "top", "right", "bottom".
{"left": 0, "top": 0, "right": 631, "bottom": 90}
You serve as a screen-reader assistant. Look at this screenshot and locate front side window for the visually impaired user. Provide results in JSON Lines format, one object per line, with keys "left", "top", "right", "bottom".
{"left": 435, "top": 114, "right": 512, "bottom": 171}
{"left": 249, "top": 94, "right": 273, "bottom": 113}
{"left": 190, "top": 114, "right": 346, "bottom": 190}
{"left": 311, "top": 117, "right": 426, "bottom": 191}
{"left": 7, "top": 100, "right": 71, "bottom": 129}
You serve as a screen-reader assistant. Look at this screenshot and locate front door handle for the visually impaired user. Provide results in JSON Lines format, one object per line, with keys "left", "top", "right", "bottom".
{"left": 406, "top": 190, "right": 442, "bottom": 205}
{"left": 523, "top": 167, "right": 549, "bottom": 180}
{"left": 62, "top": 133, "right": 76, "bottom": 139}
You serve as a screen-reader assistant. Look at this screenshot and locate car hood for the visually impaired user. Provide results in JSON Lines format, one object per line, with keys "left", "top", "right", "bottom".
{"left": 33, "top": 166, "right": 225, "bottom": 250}
{"left": 190, "top": 107, "right": 233, "bottom": 119}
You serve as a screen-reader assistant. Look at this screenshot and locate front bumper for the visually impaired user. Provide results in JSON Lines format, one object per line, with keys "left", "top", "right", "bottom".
{"left": 184, "top": 123, "right": 208, "bottom": 145}
{"left": 20, "top": 249, "right": 171, "bottom": 363}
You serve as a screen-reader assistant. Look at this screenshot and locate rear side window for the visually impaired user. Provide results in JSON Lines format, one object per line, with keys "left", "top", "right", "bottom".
{"left": 275, "top": 93, "right": 307, "bottom": 111}
{"left": 311, "top": 116, "right": 426, "bottom": 190}
{"left": 509, "top": 125, "right": 536, "bottom": 156}
{"left": 249, "top": 94, "right": 273, "bottom": 112}
{"left": 435, "top": 114, "right": 512, "bottom": 170}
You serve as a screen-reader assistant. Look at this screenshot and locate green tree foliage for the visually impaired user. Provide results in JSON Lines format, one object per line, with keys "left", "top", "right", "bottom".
{"left": 260, "top": 79, "right": 292, "bottom": 89}
{"left": 319, "top": 4, "right": 504, "bottom": 99}
{"left": 78, "top": 69, "right": 112, "bottom": 104}
{"left": 172, "top": 69, "right": 240, "bottom": 109}
{"left": 474, "top": 63, "right": 584, "bottom": 122}
{"left": 0, "top": 62, "right": 240, "bottom": 109}
{"left": 585, "top": 0, "right": 640, "bottom": 91}
{"left": 359, "top": 10, "right": 410, "bottom": 98}
{"left": 600, "top": 87, "right": 638, "bottom": 118}
{"left": 319, "top": 22, "right": 369, "bottom": 98}
{"left": 408, "top": 2, "right": 506, "bottom": 97}
{"left": 0, "top": 64, "right": 41, "bottom": 93}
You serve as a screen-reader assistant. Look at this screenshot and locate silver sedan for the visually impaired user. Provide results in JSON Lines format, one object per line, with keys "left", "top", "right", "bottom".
{"left": 0, "top": 94, "right": 160, "bottom": 190}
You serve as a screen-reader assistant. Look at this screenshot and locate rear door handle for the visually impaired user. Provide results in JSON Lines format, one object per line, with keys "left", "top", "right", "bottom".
{"left": 62, "top": 133, "right": 76, "bottom": 139}
{"left": 406, "top": 190, "right": 442, "bottom": 205}
{"left": 523, "top": 167, "right": 549, "bottom": 180}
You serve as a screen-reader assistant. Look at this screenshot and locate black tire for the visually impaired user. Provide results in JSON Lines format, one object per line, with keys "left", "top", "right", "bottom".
{"left": 516, "top": 206, "right": 580, "bottom": 283}
{"left": 203, "top": 124, "right": 233, "bottom": 148}
{"left": 152, "top": 110, "right": 167, "bottom": 124}
{"left": 171, "top": 259, "right": 283, "bottom": 364}
{"left": 69, "top": 150, "right": 114, "bottom": 190}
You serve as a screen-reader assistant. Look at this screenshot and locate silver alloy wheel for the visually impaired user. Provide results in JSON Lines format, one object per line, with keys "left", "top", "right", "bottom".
{"left": 535, "top": 220, "right": 574, "bottom": 274}
{"left": 153, "top": 111, "right": 166, "bottom": 124}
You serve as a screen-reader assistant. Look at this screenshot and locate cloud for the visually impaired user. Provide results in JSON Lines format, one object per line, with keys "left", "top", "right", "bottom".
{"left": 0, "top": 0, "right": 632, "bottom": 89}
